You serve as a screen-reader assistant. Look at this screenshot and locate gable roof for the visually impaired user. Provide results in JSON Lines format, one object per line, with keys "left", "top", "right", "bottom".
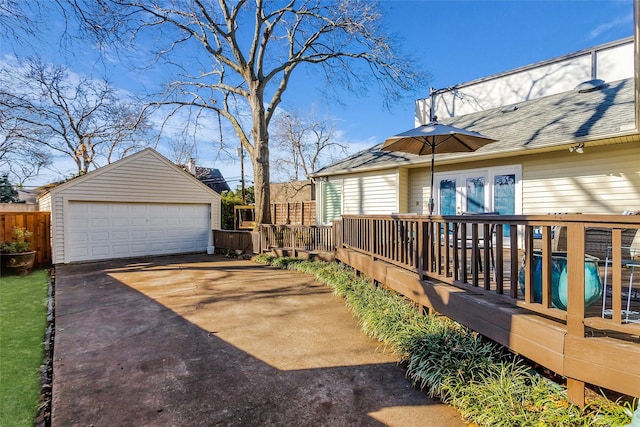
{"left": 39, "top": 148, "right": 221, "bottom": 199}
{"left": 314, "top": 78, "right": 638, "bottom": 177}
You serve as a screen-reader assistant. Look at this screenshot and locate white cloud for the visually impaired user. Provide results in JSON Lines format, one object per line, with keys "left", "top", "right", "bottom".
{"left": 588, "top": 12, "right": 634, "bottom": 39}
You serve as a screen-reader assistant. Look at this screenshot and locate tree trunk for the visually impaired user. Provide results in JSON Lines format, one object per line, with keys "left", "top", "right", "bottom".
{"left": 252, "top": 145, "right": 271, "bottom": 226}
{"left": 249, "top": 88, "right": 272, "bottom": 226}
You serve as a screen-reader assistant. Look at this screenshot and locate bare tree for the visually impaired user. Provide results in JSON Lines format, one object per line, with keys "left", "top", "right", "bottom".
{"left": 71, "top": 0, "right": 426, "bottom": 225}
{"left": 271, "top": 108, "right": 345, "bottom": 182}
{"left": 0, "top": 1, "right": 45, "bottom": 46}
{"left": 0, "top": 114, "right": 50, "bottom": 185}
{"left": 0, "top": 57, "right": 150, "bottom": 176}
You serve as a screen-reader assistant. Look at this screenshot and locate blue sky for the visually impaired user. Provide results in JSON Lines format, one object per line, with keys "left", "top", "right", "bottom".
{"left": 3, "top": 0, "right": 635, "bottom": 188}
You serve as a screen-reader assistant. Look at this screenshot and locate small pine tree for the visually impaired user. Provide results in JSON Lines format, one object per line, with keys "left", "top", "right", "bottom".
{"left": 0, "top": 174, "right": 20, "bottom": 203}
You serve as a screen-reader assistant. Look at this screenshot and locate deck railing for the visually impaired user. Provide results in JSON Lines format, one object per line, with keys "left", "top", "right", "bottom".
{"left": 260, "top": 224, "right": 334, "bottom": 253}
{"left": 339, "top": 214, "right": 640, "bottom": 404}
{"left": 341, "top": 214, "right": 640, "bottom": 326}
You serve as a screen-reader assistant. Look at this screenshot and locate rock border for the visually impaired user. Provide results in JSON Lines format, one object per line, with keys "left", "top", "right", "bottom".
{"left": 36, "top": 267, "right": 55, "bottom": 427}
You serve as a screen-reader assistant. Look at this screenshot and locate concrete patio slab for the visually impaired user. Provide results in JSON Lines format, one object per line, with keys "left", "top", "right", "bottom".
{"left": 52, "top": 253, "right": 466, "bottom": 426}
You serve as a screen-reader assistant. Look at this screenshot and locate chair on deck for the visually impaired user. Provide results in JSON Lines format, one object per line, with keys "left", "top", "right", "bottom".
{"left": 458, "top": 212, "right": 498, "bottom": 280}
{"left": 601, "top": 245, "right": 640, "bottom": 323}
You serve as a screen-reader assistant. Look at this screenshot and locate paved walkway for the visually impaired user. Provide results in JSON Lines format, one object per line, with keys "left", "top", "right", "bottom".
{"left": 52, "top": 254, "right": 466, "bottom": 426}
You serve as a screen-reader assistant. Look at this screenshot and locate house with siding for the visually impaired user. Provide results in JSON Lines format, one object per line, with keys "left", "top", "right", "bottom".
{"left": 312, "top": 37, "right": 640, "bottom": 231}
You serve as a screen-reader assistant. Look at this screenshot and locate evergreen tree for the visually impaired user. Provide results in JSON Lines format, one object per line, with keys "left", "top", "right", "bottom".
{"left": 0, "top": 174, "right": 20, "bottom": 203}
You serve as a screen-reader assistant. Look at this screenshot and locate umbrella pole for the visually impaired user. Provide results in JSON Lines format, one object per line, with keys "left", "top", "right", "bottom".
{"left": 429, "top": 144, "right": 435, "bottom": 215}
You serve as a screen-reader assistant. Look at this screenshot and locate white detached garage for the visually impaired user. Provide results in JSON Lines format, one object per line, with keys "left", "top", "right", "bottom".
{"left": 39, "top": 148, "right": 222, "bottom": 264}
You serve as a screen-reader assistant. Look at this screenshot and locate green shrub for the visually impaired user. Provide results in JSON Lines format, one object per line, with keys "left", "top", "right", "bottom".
{"left": 447, "top": 361, "right": 584, "bottom": 426}
{"left": 0, "top": 227, "right": 33, "bottom": 253}
{"left": 404, "top": 321, "right": 508, "bottom": 402}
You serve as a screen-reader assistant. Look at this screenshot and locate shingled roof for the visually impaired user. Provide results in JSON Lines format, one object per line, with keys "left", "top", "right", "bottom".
{"left": 195, "top": 167, "right": 231, "bottom": 194}
{"left": 313, "top": 78, "right": 636, "bottom": 176}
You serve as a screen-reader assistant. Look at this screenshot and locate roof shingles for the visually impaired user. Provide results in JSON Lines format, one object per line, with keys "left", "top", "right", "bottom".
{"left": 315, "top": 78, "right": 635, "bottom": 176}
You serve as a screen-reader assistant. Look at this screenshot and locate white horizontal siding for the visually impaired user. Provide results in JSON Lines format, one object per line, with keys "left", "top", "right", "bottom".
{"left": 398, "top": 168, "right": 409, "bottom": 213}
{"left": 409, "top": 168, "right": 431, "bottom": 214}
{"left": 341, "top": 169, "right": 398, "bottom": 215}
{"left": 38, "top": 193, "right": 51, "bottom": 212}
{"left": 52, "top": 198, "right": 65, "bottom": 264}
{"left": 522, "top": 144, "right": 640, "bottom": 214}
{"left": 211, "top": 202, "right": 221, "bottom": 231}
{"left": 52, "top": 154, "right": 219, "bottom": 203}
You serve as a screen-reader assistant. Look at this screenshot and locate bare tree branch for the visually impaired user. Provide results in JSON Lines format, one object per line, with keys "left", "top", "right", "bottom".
{"left": 0, "top": 57, "right": 151, "bottom": 177}
{"left": 271, "top": 107, "right": 345, "bottom": 181}
{"left": 70, "top": 0, "right": 428, "bottom": 225}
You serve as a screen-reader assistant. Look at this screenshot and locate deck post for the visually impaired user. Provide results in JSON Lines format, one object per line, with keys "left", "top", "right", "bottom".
{"left": 565, "top": 222, "right": 586, "bottom": 407}
{"left": 541, "top": 226, "right": 553, "bottom": 308}
{"left": 417, "top": 220, "right": 424, "bottom": 279}
{"left": 495, "top": 224, "right": 504, "bottom": 293}
{"left": 509, "top": 225, "right": 518, "bottom": 298}
{"left": 369, "top": 218, "right": 375, "bottom": 262}
{"left": 524, "top": 226, "right": 534, "bottom": 303}
{"left": 567, "top": 379, "right": 585, "bottom": 408}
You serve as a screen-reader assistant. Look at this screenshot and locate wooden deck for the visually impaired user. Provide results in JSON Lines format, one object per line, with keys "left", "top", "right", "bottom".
{"left": 260, "top": 214, "right": 640, "bottom": 406}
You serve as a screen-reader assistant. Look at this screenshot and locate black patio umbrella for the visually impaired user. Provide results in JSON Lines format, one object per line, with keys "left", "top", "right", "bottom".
{"left": 381, "top": 121, "right": 497, "bottom": 214}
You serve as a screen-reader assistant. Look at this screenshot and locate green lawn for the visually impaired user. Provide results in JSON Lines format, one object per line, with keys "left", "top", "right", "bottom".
{"left": 0, "top": 270, "right": 50, "bottom": 427}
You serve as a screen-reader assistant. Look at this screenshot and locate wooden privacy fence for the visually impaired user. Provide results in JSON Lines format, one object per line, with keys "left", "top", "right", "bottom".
{"left": 271, "top": 201, "right": 316, "bottom": 225}
{"left": 0, "top": 211, "right": 51, "bottom": 268}
{"left": 213, "top": 229, "right": 258, "bottom": 253}
{"left": 338, "top": 213, "right": 640, "bottom": 405}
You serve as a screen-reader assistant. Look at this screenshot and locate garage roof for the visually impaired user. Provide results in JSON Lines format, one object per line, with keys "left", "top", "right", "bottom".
{"left": 39, "top": 148, "right": 221, "bottom": 200}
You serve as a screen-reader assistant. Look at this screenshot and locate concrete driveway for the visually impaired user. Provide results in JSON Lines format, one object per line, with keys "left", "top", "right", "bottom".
{"left": 52, "top": 253, "right": 466, "bottom": 426}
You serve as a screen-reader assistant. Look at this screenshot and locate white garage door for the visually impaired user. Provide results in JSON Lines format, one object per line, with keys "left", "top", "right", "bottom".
{"left": 67, "top": 202, "right": 210, "bottom": 262}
